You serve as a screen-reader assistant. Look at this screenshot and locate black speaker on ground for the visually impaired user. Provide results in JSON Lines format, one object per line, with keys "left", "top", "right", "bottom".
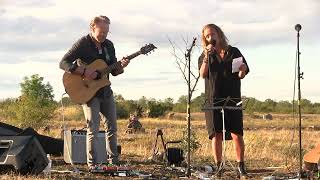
{"left": 0, "top": 135, "right": 48, "bottom": 174}
{"left": 0, "top": 123, "right": 63, "bottom": 156}
{"left": 19, "top": 127, "right": 63, "bottom": 156}
{"left": 0, "top": 122, "right": 21, "bottom": 136}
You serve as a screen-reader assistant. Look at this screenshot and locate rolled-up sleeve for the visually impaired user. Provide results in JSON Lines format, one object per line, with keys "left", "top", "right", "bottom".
{"left": 59, "top": 39, "right": 83, "bottom": 73}
{"left": 107, "top": 41, "right": 124, "bottom": 76}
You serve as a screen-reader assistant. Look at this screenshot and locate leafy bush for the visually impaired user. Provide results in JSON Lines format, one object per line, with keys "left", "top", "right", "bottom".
{"left": 180, "top": 127, "right": 201, "bottom": 153}
{"left": 0, "top": 98, "right": 17, "bottom": 119}
{"left": 7, "top": 74, "right": 57, "bottom": 129}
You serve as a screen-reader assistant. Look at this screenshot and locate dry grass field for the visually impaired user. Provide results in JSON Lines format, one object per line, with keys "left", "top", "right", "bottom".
{"left": 0, "top": 108, "right": 319, "bottom": 179}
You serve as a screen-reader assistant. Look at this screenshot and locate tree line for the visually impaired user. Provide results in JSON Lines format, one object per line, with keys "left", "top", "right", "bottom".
{"left": 111, "top": 94, "right": 320, "bottom": 117}
{"left": 0, "top": 74, "right": 319, "bottom": 129}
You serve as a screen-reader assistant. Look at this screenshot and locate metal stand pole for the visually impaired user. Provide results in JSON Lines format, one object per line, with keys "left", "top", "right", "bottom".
{"left": 203, "top": 98, "right": 244, "bottom": 175}
{"left": 295, "top": 24, "right": 304, "bottom": 179}
{"left": 220, "top": 96, "right": 230, "bottom": 170}
{"left": 221, "top": 107, "right": 226, "bottom": 168}
{"left": 185, "top": 38, "right": 196, "bottom": 176}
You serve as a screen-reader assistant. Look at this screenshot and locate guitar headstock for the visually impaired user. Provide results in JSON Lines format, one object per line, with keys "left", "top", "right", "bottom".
{"left": 140, "top": 43, "right": 157, "bottom": 55}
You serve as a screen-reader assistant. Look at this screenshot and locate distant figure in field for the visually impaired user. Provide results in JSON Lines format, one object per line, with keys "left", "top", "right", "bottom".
{"left": 198, "top": 24, "right": 250, "bottom": 178}
{"left": 263, "top": 113, "right": 273, "bottom": 120}
{"left": 126, "top": 114, "right": 144, "bottom": 133}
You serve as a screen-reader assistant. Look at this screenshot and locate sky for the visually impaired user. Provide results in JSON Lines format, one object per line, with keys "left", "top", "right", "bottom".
{"left": 0, "top": 0, "right": 319, "bottom": 102}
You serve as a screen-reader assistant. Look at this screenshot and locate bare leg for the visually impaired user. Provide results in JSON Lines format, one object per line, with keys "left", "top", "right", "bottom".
{"left": 211, "top": 132, "right": 223, "bottom": 163}
{"left": 231, "top": 133, "right": 245, "bottom": 162}
{"left": 231, "top": 133, "right": 248, "bottom": 176}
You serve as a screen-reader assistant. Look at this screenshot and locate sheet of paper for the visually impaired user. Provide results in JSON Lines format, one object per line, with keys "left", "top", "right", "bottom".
{"left": 232, "top": 57, "right": 243, "bottom": 73}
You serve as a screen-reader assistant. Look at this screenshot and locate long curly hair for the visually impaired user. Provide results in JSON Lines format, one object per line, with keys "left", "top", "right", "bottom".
{"left": 201, "top": 24, "right": 229, "bottom": 50}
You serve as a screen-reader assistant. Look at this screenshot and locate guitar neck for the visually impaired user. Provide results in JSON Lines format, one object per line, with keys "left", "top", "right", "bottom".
{"left": 126, "top": 51, "right": 142, "bottom": 60}
{"left": 102, "top": 50, "right": 142, "bottom": 75}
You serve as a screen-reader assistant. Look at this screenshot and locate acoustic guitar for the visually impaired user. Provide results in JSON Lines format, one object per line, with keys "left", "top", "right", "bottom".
{"left": 63, "top": 43, "right": 156, "bottom": 104}
{"left": 303, "top": 143, "right": 320, "bottom": 171}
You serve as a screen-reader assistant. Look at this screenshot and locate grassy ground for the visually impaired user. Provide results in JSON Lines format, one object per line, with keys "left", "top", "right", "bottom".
{"left": 0, "top": 110, "right": 319, "bottom": 179}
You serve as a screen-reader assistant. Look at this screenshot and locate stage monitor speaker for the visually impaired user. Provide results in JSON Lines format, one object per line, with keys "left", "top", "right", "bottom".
{"left": 0, "top": 135, "right": 48, "bottom": 174}
{"left": 63, "top": 130, "right": 107, "bottom": 164}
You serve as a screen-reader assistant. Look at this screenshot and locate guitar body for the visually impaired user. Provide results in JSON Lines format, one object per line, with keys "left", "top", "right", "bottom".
{"left": 303, "top": 143, "right": 320, "bottom": 171}
{"left": 63, "top": 59, "right": 110, "bottom": 104}
{"left": 62, "top": 43, "right": 157, "bottom": 104}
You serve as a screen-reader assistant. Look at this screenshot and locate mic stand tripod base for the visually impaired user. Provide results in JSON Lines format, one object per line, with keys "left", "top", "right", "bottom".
{"left": 203, "top": 107, "right": 243, "bottom": 177}
{"left": 219, "top": 107, "right": 236, "bottom": 175}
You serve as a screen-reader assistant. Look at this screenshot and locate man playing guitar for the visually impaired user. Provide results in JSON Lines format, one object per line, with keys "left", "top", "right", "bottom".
{"left": 59, "top": 15, "right": 129, "bottom": 172}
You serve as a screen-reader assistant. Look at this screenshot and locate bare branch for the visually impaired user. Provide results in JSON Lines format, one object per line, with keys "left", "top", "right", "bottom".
{"left": 190, "top": 75, "right": 200, "bottom": 99}
{"left": 168, "top": 36, "right": 188, "bottom": 83}
{"left": 176, "top": 62, "right": 188, "bottom": 83}
{"left": 168, "top": 35, "right": 200, "bottom": 96}
{"left": 190, "top": 71, "right": 198, "bottom": 79}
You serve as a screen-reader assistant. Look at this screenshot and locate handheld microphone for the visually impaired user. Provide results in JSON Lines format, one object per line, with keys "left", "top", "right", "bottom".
{"left": 206, "top": 39, "right": 216, "bottom": 54}
{"left": 205, "top": 39, "right": 217, "bottom": 65}
{"left": 208, "top": 39, "right": 216, "bottom": 46}
{"left": 295, "top": 24, "right": 302, "bottom": 32}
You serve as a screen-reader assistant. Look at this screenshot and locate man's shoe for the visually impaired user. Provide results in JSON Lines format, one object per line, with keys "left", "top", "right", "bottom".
{"left": 237, "top": 162, "right": 248, "bottom": 177}
{"left": 88, "top": 164, "right": 104, "bottom": 173}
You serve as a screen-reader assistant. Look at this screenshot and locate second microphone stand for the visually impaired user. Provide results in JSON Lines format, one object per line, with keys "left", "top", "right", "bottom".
{"left": 203, "top": 97, "right": 245, "bottom": 176}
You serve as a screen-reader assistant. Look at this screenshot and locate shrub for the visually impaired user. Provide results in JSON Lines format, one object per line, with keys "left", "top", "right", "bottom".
{"left": 7, "top": 74, "right": 57, "bottom": 130}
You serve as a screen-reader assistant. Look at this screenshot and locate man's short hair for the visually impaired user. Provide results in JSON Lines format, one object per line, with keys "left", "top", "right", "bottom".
{"left": 90, "top": 15, "right": 110, "bottom": 30}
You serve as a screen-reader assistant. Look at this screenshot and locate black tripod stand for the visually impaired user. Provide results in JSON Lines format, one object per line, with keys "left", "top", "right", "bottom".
{"left": 203, "top": 97, "right": 246, "bottom": 176}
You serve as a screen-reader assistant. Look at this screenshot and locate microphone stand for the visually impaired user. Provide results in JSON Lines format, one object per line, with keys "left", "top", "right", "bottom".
{"left": 295, "top": 24, "right": 304, "bottom": 179}
{"left": 202, "top": 97, "right": 244, "bottom": 176}
{"left": 185, "top": 38, "right": 196, "bottom": 177}
{"left": 220, "top": 96, "right": 232, "bottom": 171}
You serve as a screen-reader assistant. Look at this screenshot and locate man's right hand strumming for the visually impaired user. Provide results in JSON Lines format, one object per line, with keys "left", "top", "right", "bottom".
{"left": 83, "top": 68, "right": 99, "bottom": 80}
{"left": 74, "top": 66, "right": 99, "bottom": 80}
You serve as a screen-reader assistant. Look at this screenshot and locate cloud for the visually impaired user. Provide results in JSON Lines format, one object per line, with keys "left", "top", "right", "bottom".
{"left": 107, "top": 0, "right": 320, "bottom": 49}
{"left": 2, "top": 0, "right": 319, "bottom": 55}
{"left": 158, "top": 71, "right": 180, "bottom": 75}
{"left": 117, "top": 77, "right": 168, "bottom": 83}
{"left": 0, "top": 79, "right": 20, "bottom": 89}
{"left": 1, "top": 0, "right": 320, "bottom": 102}
{"left": 2, "top": 0, "right": 55, "bottom": 8}
{"left": 0, "top": 9, "right": 5, "bottom": 16}
{"left": 0, "top": 16, "right": 87, "bottom": 63}
{"left": 214, "top": 0, "right": 320, "bottom": 47}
